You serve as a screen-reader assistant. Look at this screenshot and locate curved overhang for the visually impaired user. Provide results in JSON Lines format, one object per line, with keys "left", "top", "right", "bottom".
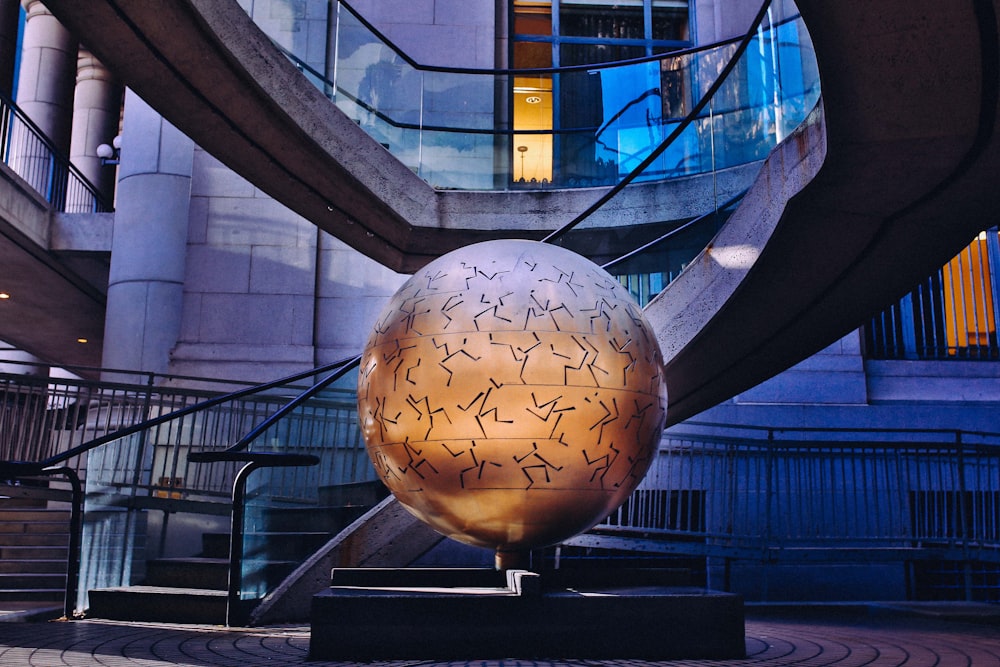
{"left": 39, "top": 0, "right": 1000, "bottom": 419}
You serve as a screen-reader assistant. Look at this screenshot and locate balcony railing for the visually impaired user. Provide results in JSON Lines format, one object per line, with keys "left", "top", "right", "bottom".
{"left": 254, "top": 0, "right": 820, "bottom": 191}
{"left": 866, "top": 227, "right": 1000, "bottom": 360}
{"left": 566, "top": 424, "right": 1000, "bottom": 601}
{"left": 0, "top": 91, "right": 113, "bottom": 213}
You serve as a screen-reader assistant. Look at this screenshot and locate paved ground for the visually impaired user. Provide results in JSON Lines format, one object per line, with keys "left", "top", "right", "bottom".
{"left": 0, "top": 605, "right": 998, "bottom": 666}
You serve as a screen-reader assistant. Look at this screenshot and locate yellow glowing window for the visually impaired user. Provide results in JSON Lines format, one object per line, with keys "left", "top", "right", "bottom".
{"left": 942, "top": 231, "right": 997, "bottom": 353}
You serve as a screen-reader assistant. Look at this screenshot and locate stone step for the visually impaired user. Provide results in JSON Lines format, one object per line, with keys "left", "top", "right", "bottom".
{"left": 0, "top": 559, "right": 67, "bottom": 574}
{"left": 0, "top": 496, "right": 47, "bottom": 510}
{"left": 0, "top": 509, "right": 71, "bottom": 523}
{"left": 246, "top": 505, "right": 368, "bottom": 533}
{"left": 0, "top": 601, "right": 64, "bottom": 622}
{"left": 144, "top": 557, "right": 297, "bottom": 591}
{"left": 0, "top": 588, "right": 63, "bottom": 602}
{"left": 87, "top": 586, "right": 229, "bottom": 625}
{"left": 0, "top": 573, "right": 65, "bottom": 590}
{"left": 242, "top": 532, "right": 330, "bottom": 561}
{"left": 0, "top": 533, "right": 68, "bottom": 547}
{"left": 144, "top": 558, "right": 229, "bottom": 590}
{"left": 0, "top": 520, "right": 71, "bottom": 535}
{"left": 202, "top": 531, "right": 332, "bottom": 561}
{"left": 0, "top": 545, "right": 68, "bottom": 560}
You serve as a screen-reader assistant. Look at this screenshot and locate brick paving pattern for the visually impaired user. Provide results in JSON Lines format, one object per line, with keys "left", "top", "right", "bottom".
{"left": 0, "top": 610, "right": 997, "bottom": 666}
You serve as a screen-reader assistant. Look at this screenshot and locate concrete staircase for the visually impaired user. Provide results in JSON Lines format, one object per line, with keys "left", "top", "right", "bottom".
{"left": 86, "top": 481, "right": 388, "bottom": 624}
{"left": 0, "top": 494, "right": 70, "bottom": 620}
{"left": 87, "top": 528, "right": 231, "bottom": 624}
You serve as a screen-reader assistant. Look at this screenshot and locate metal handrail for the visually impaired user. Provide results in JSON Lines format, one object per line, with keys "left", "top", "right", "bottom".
{"left": 276, "top": 0, "right": 818, "bottom": 191}
{"left": 331, "top": 0, "right": 802, "bottom": 77}
{"left": 186, "top": 355, "right": 362, "bottom": 625}
{"left": 4, "top": 359, "right": 1000, "bottom": 611}
{"left": 0, "top": 356, "right": 361, "bottom": 619}
{"left": 679, "top": 420, "right": 1000, "bottom": 443}
{"left": 0, "top": 89, "right": 112, "bottom": 213}
{"left": 576, "top": 423, "right": 1000, "bottom": 597}
{"left": 601, "top": 189, "right": 746, "bottom": 272}
{"left": 1, "top": 355, "right": 360, "bottom": 471}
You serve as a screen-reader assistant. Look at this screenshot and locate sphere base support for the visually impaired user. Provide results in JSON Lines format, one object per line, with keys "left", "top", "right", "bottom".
{"left": 309, "top": 567, "right": 744, "bottom": 660}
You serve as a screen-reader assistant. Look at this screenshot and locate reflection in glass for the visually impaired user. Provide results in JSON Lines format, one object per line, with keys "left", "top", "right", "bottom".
{"left": 261, "top": 2, "right": 819, "bottom": 191}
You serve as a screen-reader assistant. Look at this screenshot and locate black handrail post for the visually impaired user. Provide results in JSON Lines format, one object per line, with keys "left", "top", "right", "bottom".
{"left": 227, "top": 460, "right": 261, "bottom": 627}
{"left": 0, "top": 462, "right": 84, "bottom": 620}
{"left": 187, "top": 450, "right": 321, "bottom": 626}
{"left": 44, "top": 465, "right": 83, "bottom": 619}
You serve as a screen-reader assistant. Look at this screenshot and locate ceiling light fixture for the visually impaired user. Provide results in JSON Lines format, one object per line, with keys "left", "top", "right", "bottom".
{"left": 0, "top": 292, "right": 10, "bottom": 300}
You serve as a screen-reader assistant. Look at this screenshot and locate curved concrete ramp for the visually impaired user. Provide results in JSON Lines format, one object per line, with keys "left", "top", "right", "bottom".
{"left": 249, "top": 497, "right": 444, "bottom": 624}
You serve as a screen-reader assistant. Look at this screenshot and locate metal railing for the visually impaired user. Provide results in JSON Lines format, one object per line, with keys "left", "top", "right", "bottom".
{"left": 0, "top": 90, "right": 113, "bottom": 213}
{"left": 866, "top": 227, "right": 1000, "bottom": 360}
{"left": 0, "top": 359, "right": 374, "bottom": 619}
{"left": 564, "top": 425, "right": 1000, "bottom": 593}
{"left": 605, "top": 190, "right": 745, "bottom": 306}
{"left": 0, "top": 363, "right": 261, "bottom": 482}
{"left": 187, "top": 355, "right": 364, "bottom": 625}
{"left": 6, "top": 361, "right": 1000, "bottom": 608}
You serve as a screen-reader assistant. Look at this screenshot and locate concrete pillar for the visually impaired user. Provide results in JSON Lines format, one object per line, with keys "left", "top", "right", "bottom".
{"left": 70, "top": 48, "right": 121, "bottom": 206}
{"left": 0, "top": 0, "right": 21, "bottom": 96}
{"left": 15, "top": 0, "right": 75, "bottom": 149}
{"left": 101, "top": 89, "right": 193, "bottom": 379}
{"left": 10, "top": 0, "right": 75, "bottom": 199}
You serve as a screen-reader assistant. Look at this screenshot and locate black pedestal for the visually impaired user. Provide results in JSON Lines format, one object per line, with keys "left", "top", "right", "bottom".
{"left": 309, "top": 568, "right": 745, "bottom": 660}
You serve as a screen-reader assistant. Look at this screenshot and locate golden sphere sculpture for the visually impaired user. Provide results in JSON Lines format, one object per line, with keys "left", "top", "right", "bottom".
{"left": 357, "top": 240, "right": 667, "bottom": 558}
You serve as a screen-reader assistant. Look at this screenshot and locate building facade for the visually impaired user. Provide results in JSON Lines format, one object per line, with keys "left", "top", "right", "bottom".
{"left": 0, "top": 0, "right": 998, "bottom": 604}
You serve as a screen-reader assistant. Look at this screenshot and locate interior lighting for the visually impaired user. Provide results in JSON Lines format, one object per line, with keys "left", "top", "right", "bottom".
{"left": 517, "top": 145, "right": 528, "bottom": 181}
{"left": 525, "top": 95, "right": 542, "bottom": 104}
{"left": 0, "top": 292, "right": 9, "bottom": 299}
{"left": 76, "top": 338, "right": 88, "bottom": 344}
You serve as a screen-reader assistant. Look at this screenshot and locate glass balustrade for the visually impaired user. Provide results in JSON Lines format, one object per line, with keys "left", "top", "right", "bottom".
{"left": 234, "top": 363, "right": 380, "bottom": 608}
{"left": 250, "top": 1, "right": 819, "bottom": 191}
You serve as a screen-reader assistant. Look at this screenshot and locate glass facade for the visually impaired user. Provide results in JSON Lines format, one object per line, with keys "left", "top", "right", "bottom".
{"left": 511, "top": 0, "right": 691, "bottom": 185}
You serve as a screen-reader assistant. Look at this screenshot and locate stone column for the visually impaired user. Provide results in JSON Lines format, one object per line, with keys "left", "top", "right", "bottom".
{"left": 70, "top": 48, "right": 122, "bottom": 207}
{"left": 101, "top": 89, "right": 193, "bottom": 379}
{"left": 12, "top": 0, "right": 76, "bottom": 199}
{"left": 15, "top": 0, "right": 75, "bottom": 148}
{"left": 0, "top": 0, "right": 21, "bottom": 96}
